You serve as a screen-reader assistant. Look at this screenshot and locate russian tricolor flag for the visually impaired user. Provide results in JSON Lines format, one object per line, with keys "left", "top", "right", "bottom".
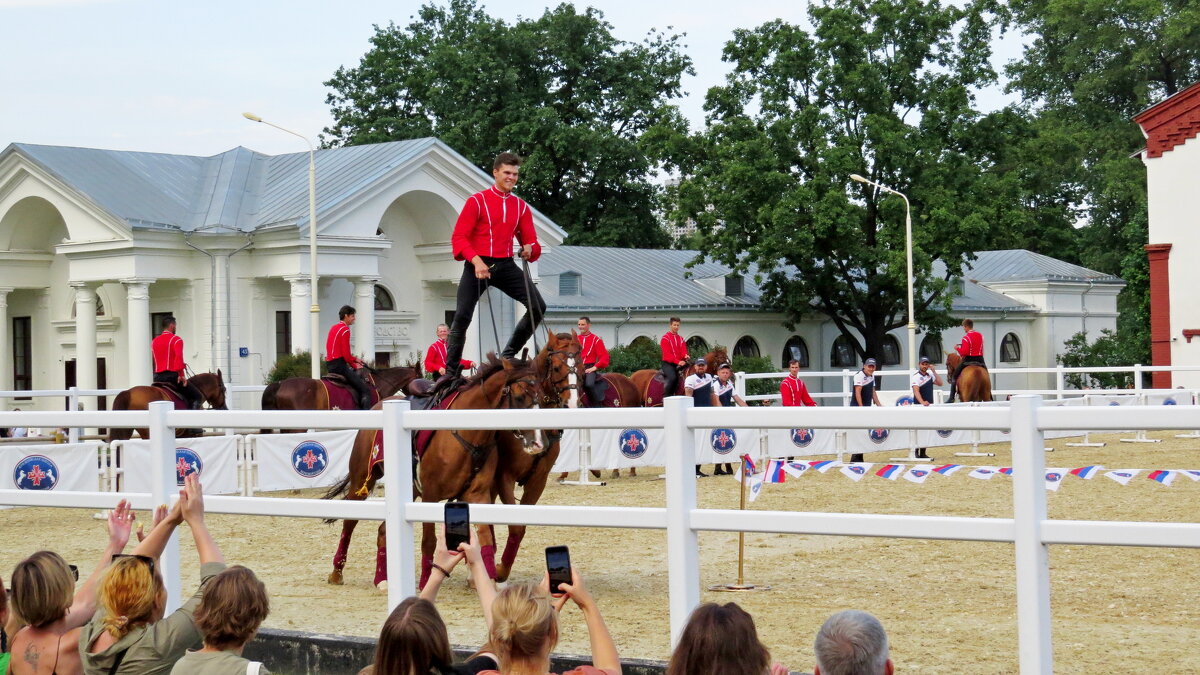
{"left": 876, "top": 464, "right": 903, "bottom": 480}
{"left": 933, "top": 464, "right": 963, "bottom": 476}
{"left": 999, "top": 467, "right": 1013, "bottom": 475}
{"left": 1069, "top": 465, "right": 1102, "bottom": 480}
{"left": 809, "top": 460, "right": 837, "bottom": 473}
{"left": 765, "top": 460, "right": 787, "bottom": 484}
{"left": 1148, "top": 470, "right": 1176, "bottom": 486}
{"left": 740, "top": 454, "right": 757, "bottom": 476}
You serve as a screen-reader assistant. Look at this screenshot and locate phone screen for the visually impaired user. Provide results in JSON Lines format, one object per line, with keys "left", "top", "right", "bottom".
{"left": 545, "top": 545, "right": 571, "bottom": 595}
{"left": 445, "top": 502, "right": 470, "bottom": 552}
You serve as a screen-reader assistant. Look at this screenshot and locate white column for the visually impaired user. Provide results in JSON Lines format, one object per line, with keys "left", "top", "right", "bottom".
{"left": 122, "top": 279, "right": 153, "bottom": 386}
{"left": 71, "top": 282, "right": 98, "bottom": 411}
{"left": 0, "top": 287, "right": 11, "bottom": 391}
{"left": 285, "top": 276, "right": 311, "bottom": 355}
{"left": 354, "top": 277, "right": 378, "bottom": 363}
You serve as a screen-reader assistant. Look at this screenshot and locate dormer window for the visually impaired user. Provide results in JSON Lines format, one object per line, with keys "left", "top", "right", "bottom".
{"left": 724, "top": 275, "right": 744, "bottom": 297}
{"left": 559, "top": 272, "right": 581, "bottom": 296}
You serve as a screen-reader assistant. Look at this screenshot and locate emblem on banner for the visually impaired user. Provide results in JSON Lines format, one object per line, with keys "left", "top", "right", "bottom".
{"left": 292, "top": 441, "right": 329, "bottom": 479}
{"left": 14, "top": 455, "right": 59, "bottom": 490}
{"left": 710, "top": 428, "right": 737, "bottom": 455}
{"left": 895, "top": 395, "right": 915, "bottom": 406}
{"left": 1108, "top": 400, "right": 1121, "bottom": 406}
{"left": 936, "top": 429, "right": 953, "bottom": 438}
{"left": 175, "top": 448, "right": 203, "bottom": 485}
{"left": 847, "top": 464, "right": 866, "bottom": 475}
{"left": 790, "top": 428, "right": 815, "bottom": 447}
{"left": 910, "top": 468, "right": 929, "bottom": 478}
{"left": 618, "top": 429, "right": 648, "bottom": 459}
{"left": 869, "top": 428, "right": 890, "bottom": 444}
{"left": 1163, "top": 398, "right": 1178, "bottom": 405}
{"left": 1046, "top": 471, "right": 1063, "bottom": 483}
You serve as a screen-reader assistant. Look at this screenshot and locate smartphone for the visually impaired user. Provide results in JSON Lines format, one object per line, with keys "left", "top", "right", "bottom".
{"left": 545, "top": 545, "right": 572, "bottom": 596}
{"left": 445, "top": 502, "right": 470, "bottom": 552}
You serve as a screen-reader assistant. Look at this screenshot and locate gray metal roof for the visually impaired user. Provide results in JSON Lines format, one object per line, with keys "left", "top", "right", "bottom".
{"left": 543, "top": 246, "right": 1047, "bottom": 313}
{"left": 962, "top": 249, "right": 1122, "bottom": 284}
{"left": 4, "top": 138, "right": 569, "bottom": 236}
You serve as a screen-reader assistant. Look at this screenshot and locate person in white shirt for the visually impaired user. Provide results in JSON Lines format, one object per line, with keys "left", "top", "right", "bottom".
{"left": 910, "top": 356, "right": 944, "bottom": 460}
{"left": 684, "top": 359, "right": 719, "bottom": 477}
{"left": 711, "top": 363, "right": 748, "bottom": 475}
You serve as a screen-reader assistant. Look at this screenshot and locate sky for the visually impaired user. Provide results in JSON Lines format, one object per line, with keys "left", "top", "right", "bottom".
{"left": 1, "top": 0, "right": 1026, "bottom": 157}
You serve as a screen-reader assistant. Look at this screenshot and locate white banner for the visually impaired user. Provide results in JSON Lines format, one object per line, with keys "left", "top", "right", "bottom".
{"left": 0, "top": 442, "right": 100, "bottom": 492}
{"left": 118, "top": 436, "right": 241, "bottom": 495}
{"left": 765, "top": 427, "right": 840, "bottom": 458}
{"left": 1145, "top": 391, "right": 1193, "bottom": 406}
{"left": 251, "top": 430, "right": 358, "bottom": 492}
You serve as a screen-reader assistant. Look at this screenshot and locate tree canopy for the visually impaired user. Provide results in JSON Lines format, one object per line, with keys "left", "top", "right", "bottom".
{"left": 323, "top": 0, "right": 692, "bottom": 248}
{"left": 669, "top": 0, "right": 1017, "bottom": 361}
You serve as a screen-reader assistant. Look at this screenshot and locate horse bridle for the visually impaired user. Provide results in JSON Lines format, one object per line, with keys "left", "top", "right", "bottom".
{"left": 541, "top": 347, "right": 580, "bottom": 407}
{"left": 500, "top": 372, "right": 544, "bottom": 450}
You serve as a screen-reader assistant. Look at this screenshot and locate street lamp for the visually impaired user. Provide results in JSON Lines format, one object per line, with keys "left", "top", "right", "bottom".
{"left": 243, "top": 112, "right": 320, "bottom": 379}
{"left": 850, "top": 173, "right": 917, "bottom": 373}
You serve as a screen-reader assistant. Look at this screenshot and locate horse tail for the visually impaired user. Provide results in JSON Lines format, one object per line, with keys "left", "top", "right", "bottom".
{"left": 261, "top": 381, "right": 281, "bottom": 411}
{"left": 320, "top": 474, "right": 353, "bottom": 523}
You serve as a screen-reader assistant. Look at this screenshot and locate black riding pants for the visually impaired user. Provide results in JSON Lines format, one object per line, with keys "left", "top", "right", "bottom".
{"left": 583, "top": 369, "right": 603, "bottom": 407}
{"left": 446, "top": 257, "right": 547, "bottom": 370}
{"left": 328, "top": 358, "right": 372, "bottom": 410}
{"left": 661, "top": 361, "right": 681, "bottom": 399}
{"left": 154, "top": 371, "right": 202, "bottom": 409}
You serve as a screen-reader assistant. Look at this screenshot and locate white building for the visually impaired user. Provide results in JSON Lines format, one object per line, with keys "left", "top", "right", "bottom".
{"left": 1136, "top": 81, "right": 1200, "bottom": 389}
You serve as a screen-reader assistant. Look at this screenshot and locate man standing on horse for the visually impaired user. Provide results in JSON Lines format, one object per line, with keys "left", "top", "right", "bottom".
{"left": 660, "top": 317, "right": 688, "bottom": 399}
{"left": 424, "top": 324, "right": 475, "bottom": 379}
{"left": 326, "top": 305, "right": 373, "bottom": 410}
{"left": 443, "top": 152, "right": 545, "bottom": 381}
{"left": 950, "top": 318, "right": 986, "bottom": 402}
{"left": 577, "top": 317, "right": 609, "bottom": 407}
{"left": 151, "top": 315, "right": 202, "bottom": 410}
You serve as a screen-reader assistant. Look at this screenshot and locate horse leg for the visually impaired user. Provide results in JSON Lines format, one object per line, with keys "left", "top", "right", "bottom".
{"left": 465, "top": 452, "right": 500, "bottom": 580}
{"left": 494, "top": 475, "right": 520, "bottom": 583}
{"left": 373, "top": 522, "right": 388, "bottom": 589}
{"left": 418, "top": 520, "right": 435, "bottom": 590}
{"left": 328, "top": 518, "right": 359, "bottom": 585}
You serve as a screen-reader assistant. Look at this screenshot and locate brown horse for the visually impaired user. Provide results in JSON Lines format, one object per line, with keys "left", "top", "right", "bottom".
{"left": 946, "top": 353, "right": 992, "bottom": 402}
{"left": 491, "top": 331, "right": 583, "bottom": 583}
{"left": 322, "top": 357, "right": 543, "bottom": 588}
{"left": 633, "top": 347, "right": 731, "bottom": 406}
{"left": 108, "top": 371, "right": 227, "bottom": 441}
{"left": 260, "top": 366, "right": 422, "bottom": 433}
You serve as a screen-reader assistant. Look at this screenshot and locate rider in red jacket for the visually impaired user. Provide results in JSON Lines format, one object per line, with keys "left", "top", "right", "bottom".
{"left": 659, "top": 317, "right": 688, "bottom": 398}
{"left": 150, "top": 316, "right": 202, "bottom": 409}
{"left": 577, "top": 317, "right": 610, "bottom": 406}
{"left": 325, "top": 305, "right": 372, "bottom": 410}
{"left": 950, "top": 318, "right": 986, "bottom": 402}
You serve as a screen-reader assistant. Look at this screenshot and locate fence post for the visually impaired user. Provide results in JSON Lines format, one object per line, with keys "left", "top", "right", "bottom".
{"left": 841, "top": 369, "right": 851, "bottom": 407}
{"left": 1055, "top": 365, "right": 1065, "bottom": 401}
{"left": 735, "top": 372, "right": 747, "bottom": 401}
{"left": 1133, "top": 364, "right": 1144, "bottom": 393}
{"left": 1010, "top": 395, "right": 1052, "bottom": 673}
{"left": 68, "top": 387, "right": 80, "bottom": 443}
{"left": 382, "top": 399, "right": 414, "bottom": 611}
{"left": 663, "top": 395, "right": 699, "bottom": 646}
{"left": 148, "top": 401, "right": 182, "bottom": 613}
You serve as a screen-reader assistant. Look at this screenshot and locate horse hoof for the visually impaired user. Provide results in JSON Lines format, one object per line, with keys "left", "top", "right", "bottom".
{"left": 495, "top": 565, "right": 511, "bottom": 583}
{"left": 376, "top": 580, "right": 388, "bottom": 593}
{"left": 327, "top": 571, "right": 344, "bottom": 585}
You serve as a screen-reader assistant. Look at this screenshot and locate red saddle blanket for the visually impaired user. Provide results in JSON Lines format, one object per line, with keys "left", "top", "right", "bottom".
{"left": 150, "top": 383, "right": 188, "bottom": 410}
{"left": 643, "top": 371, "right": 686, "bottom": 407}
{"left": 581, "top": 375, "right": 620, "bottom": 408}
{"left": 320, "top": 378, "right": 380, "bottom": 411}
{"left": 369, "top": 390, "right": 460, "bottom": 474}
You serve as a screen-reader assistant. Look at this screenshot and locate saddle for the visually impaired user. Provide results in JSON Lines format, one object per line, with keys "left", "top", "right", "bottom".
{"left": 323, "top": 373, "right": 350, "bottom": 387}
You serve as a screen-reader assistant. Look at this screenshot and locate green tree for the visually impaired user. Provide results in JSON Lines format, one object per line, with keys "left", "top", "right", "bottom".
{"left": 1057, "top": 330, "right": 1143, "bottom": 389}
{"left": 265, "top": 351, "right": 326, "bottom": 384}
{"left": 1004, "top": 0, "right": 1200, "bottom": 365}
{"left": 323, "top": 0, "right": 691, "bottom": 248}
{"left": 606, "top": 340, "right": 661, "bottom": 376}
{"left": 670, "top": 0, "right": 1012, "bottom": 361}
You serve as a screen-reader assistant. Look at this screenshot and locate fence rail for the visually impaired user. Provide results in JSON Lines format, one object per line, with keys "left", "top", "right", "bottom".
{"left": 2, "top": 399, "right": 1200, "bottom": 673}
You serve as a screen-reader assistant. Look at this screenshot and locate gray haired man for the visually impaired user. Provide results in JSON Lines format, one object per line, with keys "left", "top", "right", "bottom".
{"left": 813, "top": 610, "right": 894, "bottom": 675}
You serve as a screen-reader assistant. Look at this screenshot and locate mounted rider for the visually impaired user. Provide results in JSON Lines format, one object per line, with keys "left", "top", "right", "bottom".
{"left": 950, "top": 318, "right": 986, "bottom": 402}
{"left": 150, "top": 315, "right": 202, "bottom": 410}
{"left": 577, "top": 317, "right": 609, "bottom": 407}
{"left": 659, "top": 317, "right": 688, "bottom": 398}
{"left": 326, "top": 305, "right": 373, "bottom": 410}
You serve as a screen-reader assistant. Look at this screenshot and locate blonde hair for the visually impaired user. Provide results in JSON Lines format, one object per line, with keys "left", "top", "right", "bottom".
{"left": 98, "top": 556, "right": 163, "bottom": 639}
{"left": 488, "top": 582, "right": 557, "bottom": 668}
{"left": 10, "top": 551, "right": 74, "bottom": 627}
{"left": 194, "top": 566, "right": 270, "bottom": 650}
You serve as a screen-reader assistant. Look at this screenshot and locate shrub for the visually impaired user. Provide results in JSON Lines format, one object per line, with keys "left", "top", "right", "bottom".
{"left": 730, "top": 355, "right": 778, "bottom": 403}
{"left": 265, "top": 351, "right": 327, "bottom": 384}
{"left": 1057, "top": 330, "right": 1142, "bottom": 389}
{"left": 607, "top": 340, "right": 663, "bottom": 376}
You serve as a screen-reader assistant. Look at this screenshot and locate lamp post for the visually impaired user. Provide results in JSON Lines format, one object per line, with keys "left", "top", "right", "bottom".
{"left": 850, "top": 173, "right": 916, "bottom": 373}
{"left": 243, "top": 112, "right": 320, "bottom": 379}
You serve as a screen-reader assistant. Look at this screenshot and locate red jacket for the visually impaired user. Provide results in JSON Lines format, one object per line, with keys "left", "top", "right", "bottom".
{"left": 956, "top": 330, "right": 984, "bottom": 357}
{"left": 660, "top": 332, "right": 687, "bottom": 364}
{"left": 326, "top": 322, "right": 361, "bottom": 368}
{"left": 424, "top": 339, "right": 475, "bottom": 374}
{"left": 451, "top": 187, "right": 541, "bottom": 262}
{"left": 578, "top": 333, "right": 609, "bottom": 369}
{"left": 151, "top": 331, "right": 186, "bottom": 373}
{"left": 780, "top": 375, "right": 817, "bottom": 407}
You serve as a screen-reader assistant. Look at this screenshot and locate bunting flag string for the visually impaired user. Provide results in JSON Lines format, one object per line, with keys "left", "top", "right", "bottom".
{"left": 727, "top": 461, "right": 1200, "bottom": 492}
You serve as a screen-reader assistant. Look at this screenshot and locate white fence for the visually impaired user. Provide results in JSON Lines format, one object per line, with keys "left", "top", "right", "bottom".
{"left": 1, "top": 399, "right": 1200, "bottom": 673}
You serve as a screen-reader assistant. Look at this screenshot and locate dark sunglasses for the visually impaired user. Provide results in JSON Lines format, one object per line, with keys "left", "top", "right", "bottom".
{"left": 111, "top": 554, "right": 156, "bottom": 575}
{"left": 68, "top": 564, "right": 79, "bottom": 581}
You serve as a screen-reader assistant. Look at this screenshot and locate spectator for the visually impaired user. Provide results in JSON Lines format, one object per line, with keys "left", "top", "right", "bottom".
{"left": 10, "top": 408, "right": 27, "bottom": 438}
{"left": 1, "top": 575, "right": 10, "bottom": 674}
{"left": 7, "top": 501, "right": 136, "bottom": 675}
{"left": 169, "top": 566, "right": 271, "bottom": 675}
{"left": 813, "top": 610, "right": 893, "bottom": 675}
{"left": 478, "top": 568, "right": 619, "bottom": 675}
{"left": 81, "top": 475, "right": 226, "bottom": 675}
{"left": 666, "top": 602, "right": 788, "bottom": 675}
{"left": 359, "top": 528, "right": 498, "bottom": 675}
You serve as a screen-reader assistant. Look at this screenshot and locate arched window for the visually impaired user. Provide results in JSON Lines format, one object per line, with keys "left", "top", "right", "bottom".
{"left": 734, "top": 335, "right": 760, "bottom": 358}
{"left": 71, "top": 296, "right": 105, "bottom": 317}
{"left": 374, "top": 286, "right": 395, "bottom": 312}
{"left": 831, "top": 335, "right": 857, "bottom": 368}
{"left": 881, "top": 335, "right": 902, "bottom": 365}
{"left": 919, "top": 335, "right": 943, "bottom": 364}
{"left": 781, "top": 336, "right": 809, "bottom": 368}
{"left": 1001, "top": 332, "right": 1022, "bottom": 363}
{"left": 686, "top": 335, "right": 710, "bottom": 355}
{"left": 628, "top": 335, "right": 654, "bottom": 350}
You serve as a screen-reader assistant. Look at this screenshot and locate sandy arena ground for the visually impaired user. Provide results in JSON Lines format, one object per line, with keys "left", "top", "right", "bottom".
{"left": 3, "top": 431, "right": 1199, "bottom": 673}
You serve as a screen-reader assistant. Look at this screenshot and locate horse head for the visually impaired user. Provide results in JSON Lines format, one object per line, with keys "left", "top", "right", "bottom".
{"left": 496, "top": 359, "right": 546, "bottom": 454}
{"left": 946, "top": 352, "right": 961, "bottom": 374}
{"left": 535, "top": 329, "right": 582, "bottom": 410}
{"left": 192, "top": 370, "right": 227, "bottom": 410}
{"left": 706, "top": 347, "right": 731, "bottom": 370}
